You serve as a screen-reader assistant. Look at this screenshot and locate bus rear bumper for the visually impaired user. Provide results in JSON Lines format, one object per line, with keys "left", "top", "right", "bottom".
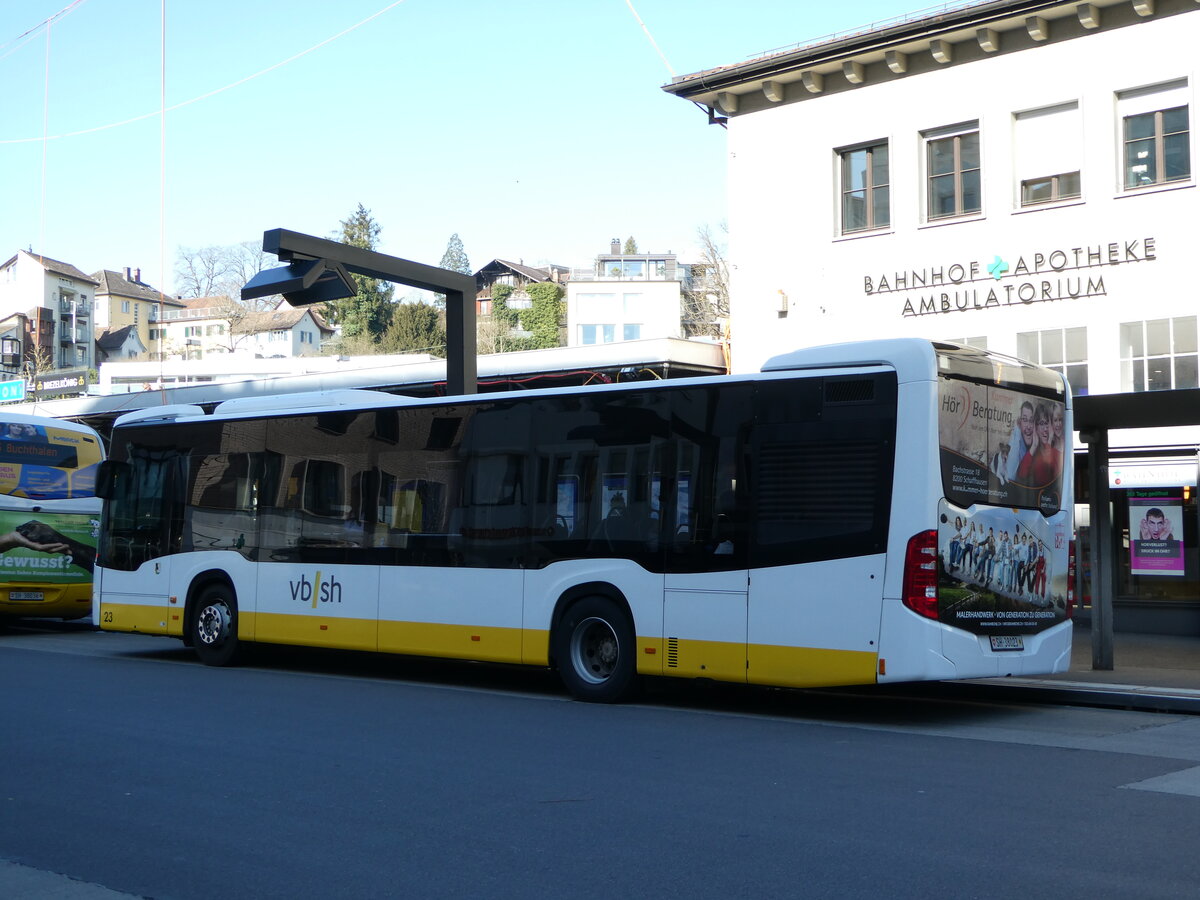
{"left": 878, "top": 600, "right": 1073, "bottom": 683}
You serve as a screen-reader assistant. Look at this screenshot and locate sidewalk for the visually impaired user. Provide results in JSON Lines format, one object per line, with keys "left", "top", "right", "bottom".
{"left": 969, "top": 623, "right": 1200, "bottom": 713}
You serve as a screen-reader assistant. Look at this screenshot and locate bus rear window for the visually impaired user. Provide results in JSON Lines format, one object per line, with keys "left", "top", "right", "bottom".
{"left": 938, "top": 378, "right": 1066, "bottom": 513}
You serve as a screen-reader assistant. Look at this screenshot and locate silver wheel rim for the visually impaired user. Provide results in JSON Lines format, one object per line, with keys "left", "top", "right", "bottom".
{"left": 196, "top": 601, "right": 232, "bottom": 647}
{"left": 570, "top": 616, "right": 619, "bottom": 684}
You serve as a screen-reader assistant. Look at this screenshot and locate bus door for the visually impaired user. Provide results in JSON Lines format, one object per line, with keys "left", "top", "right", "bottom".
{"left": 662, "top": 385, "right": 751, "bottom": 684}
{"left": 97, "top": 446, "right": 185, "bottom": 635}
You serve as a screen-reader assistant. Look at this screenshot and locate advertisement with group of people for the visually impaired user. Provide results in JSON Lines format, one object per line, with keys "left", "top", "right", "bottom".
{"left": 938, "top": 377, "right": 1067, "bottom": 514}
{"left": 937, "top": 501, "right": 1070, "bottom": 634}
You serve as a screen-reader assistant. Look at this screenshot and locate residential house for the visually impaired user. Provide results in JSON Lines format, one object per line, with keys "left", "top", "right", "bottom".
{"left": 96, "top": 324, "right": 148, "bottom": 363}
{"left": 92, "top": 267, "right": 186, "bottom": 361}
{"left": 236, "top": 305, "right": 334, "bottom": 358}
{"left": 156, "top": 297, "right": 332, "bottom": 360}
{"left": 475, "top": 259, "right": 569, "bottom": 316}
{"left": 0, "top": 250, "right": 97, "bottom": 372}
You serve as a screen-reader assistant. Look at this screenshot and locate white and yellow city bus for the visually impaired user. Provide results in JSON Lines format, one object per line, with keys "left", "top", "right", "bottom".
{"left": 0, "top": 412, "right": 103, "bottom": 622}
{"left": 93, "top": 339, "right": 1073, "bottom": 701}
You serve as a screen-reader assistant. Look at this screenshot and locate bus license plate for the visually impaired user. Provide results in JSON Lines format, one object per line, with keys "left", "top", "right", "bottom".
{"left": 9, "top": 591, "right": 44, "bottom": 601}
{"left": 990, "top": 635, "right": 1023, "bottom": 652}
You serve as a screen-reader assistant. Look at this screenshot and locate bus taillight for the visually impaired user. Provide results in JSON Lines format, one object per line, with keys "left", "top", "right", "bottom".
{"left": 902, "top": 530, "right": 939, "bottom": 620}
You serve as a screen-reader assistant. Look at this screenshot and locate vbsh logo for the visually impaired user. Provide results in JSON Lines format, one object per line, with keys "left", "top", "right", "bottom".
{"left": 288, "top": 571, "right": 343, "bottom": 609}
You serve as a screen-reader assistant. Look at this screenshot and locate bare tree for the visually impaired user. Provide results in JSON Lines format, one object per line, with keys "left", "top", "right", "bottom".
{"left": 174, "top": 245, "right": 232, "bottom": 299}
{"left": 175, "top": 241, "right": 281, "bottom": 310}
{"left": 23, "top": 343, "right": 54, "bottom": 381}
{"left": 225, "top": 241, "right": 280, "bottom": 311}
{"left": 682, "top": 223, "right": 730, "bottom": 339}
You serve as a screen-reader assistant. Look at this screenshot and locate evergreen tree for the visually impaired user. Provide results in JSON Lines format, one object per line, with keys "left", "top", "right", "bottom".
{"left": 382, "top": 301, "right": 445, "bottom": 357}
{"left": 623, "top": 236, "right": 639, "bottom": 254}
{"left": 439, "top": 233, "right": 471, "bottom": 274}
{"left": 328, "top": 204, "right": 394, "bottom": 340}
{"left": 435, "top": 233, "right": 471, "bottom": 309}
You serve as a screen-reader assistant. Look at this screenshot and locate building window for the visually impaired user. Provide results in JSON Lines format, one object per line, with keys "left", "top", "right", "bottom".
{"left": 1017, "top": 327, "right": 1088, "bottom": 395}
{"left": 839, "top": 141, "right": 890, "bottom": 233}
{"left": 1119, "top": 80, "right": 1190, "bottom": 190}
{"left": 925, "top": 124, "right": 980, "bottom": 220}
{"left": 1124, "top": 106, "right": 1190, "bottom": 189}
{"left": 1015, "top": 103, "right": 1081, "bottom": 207}
{"left": 121, "top": 300, "right": 130, "bottom": 313}
{"left": 580, "top": 324, "right": 616, "bottom": 345}
{"left": 1021, "top": 172, "right": 1081, "bottom": 206}
{"left": 623, "top": 324, "right": 641, "bottom": 341}
{"left": 1120, "top": 317, "right": 1198, "bottom": 391}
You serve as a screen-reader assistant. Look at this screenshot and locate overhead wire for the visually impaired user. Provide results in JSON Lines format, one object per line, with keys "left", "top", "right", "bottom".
{"left": 0, "top": 0, "right": 408, "bottom": 145}
{"left": 0, "top": 0, "right": 89, "bottom": 63}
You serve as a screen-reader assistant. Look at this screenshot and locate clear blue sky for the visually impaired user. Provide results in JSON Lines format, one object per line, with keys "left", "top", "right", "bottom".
{"left": 1, "top": 0, "right": 915, "bottom": 296}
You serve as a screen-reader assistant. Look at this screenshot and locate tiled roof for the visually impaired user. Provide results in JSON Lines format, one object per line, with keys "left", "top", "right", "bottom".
{"left": 236, "top": 306, "right": 336, "bottom": 336}
{"left": 92, "top": 269, "right": 183, "bottom": 307}
{"left": 23, "top": 252, "right": 99, "bottom": 285}
{"left": 96, "top": 323, "right": 139, "bottom": 351}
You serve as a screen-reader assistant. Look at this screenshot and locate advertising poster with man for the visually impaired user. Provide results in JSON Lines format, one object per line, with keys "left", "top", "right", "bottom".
{"left": 1129, "top": 492, "right": 1184, "bottom": 576}
{"left": 938, "top": 378, "right": 1065, "bottom": 512}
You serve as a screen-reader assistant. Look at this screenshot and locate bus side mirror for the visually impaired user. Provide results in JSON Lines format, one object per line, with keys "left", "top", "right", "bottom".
{"left": 95, "top": 460, "right": 128, "bottom": 500}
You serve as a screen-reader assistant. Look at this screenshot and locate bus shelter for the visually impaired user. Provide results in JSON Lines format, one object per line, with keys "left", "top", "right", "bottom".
{"left": 1075, "top": 389, "right": 1200, "bottom": 669}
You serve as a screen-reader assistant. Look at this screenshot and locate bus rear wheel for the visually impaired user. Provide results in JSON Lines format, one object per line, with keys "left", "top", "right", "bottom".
{"left": 555, "top": 596, "right": 636, "bottom": 703}
{"left": 190, "top": 585, "right": 242, "bottom": 667}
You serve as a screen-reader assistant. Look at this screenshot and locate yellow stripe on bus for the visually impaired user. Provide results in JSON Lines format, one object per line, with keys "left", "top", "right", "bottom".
{"left": 248, "top": 611, "right": 378, "bottom": 652}
{"left": 379, "top": 620, "right": 524, "bottom": 664}
{"left": 98, "top": 602, "right": 171, "bottom": 635}
{"left": 748, "top": 644, "right": 878, "bottom": 688}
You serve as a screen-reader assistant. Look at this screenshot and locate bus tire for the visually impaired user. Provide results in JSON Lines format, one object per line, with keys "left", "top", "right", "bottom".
{"left": 190, "top": 584, "right": 242, "bottom": 667}
{"left": 554, "top": 596, "right": 637, "bottom": 703}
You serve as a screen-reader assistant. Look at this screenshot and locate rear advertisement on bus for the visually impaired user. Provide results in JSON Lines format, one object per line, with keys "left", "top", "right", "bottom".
{"left": 0, "top": 421, "right": 101, "bottom": 500}
{"left": 937, "top": 378, "right": 1066, "bottom": 514}
{"left": 0, "top": 509, "right": 98, "bottom": 585}
{"left": 936, "top": 501, "right": 1070, "bottom": 637}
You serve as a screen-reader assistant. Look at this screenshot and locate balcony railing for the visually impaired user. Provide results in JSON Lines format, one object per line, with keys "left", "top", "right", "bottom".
{"left": 569, "top": 268, "right": 680, "bottom": 282}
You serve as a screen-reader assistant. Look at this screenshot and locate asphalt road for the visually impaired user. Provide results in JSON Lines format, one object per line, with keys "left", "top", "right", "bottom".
{"left": 4, "top": 621, "right": 1200, "bottom": 899}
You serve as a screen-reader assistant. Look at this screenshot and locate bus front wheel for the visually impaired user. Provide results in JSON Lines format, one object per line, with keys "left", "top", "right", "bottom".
{"left": 555, "top": 596, "right": 636, "bottom": 703}
{"left": 190, "top": 585, "right": 242, "bottom": 667}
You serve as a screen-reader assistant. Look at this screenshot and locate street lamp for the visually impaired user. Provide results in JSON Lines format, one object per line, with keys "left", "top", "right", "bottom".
{"left": 242, "top": 228, "right": 477, "bottom": 395}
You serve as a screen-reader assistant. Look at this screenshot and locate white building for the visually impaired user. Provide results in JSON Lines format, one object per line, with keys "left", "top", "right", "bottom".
{"left": 664, "top": 0, "right": 1198, "bottom": 623}
{"left": 566, "top": 240, "right": 688, "bottom": 346}
{"left": 0, "top": 250, "right": 97, "bottom": 371}
{"left": 156, "top": 298, "right": 333, "bottom": 360}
